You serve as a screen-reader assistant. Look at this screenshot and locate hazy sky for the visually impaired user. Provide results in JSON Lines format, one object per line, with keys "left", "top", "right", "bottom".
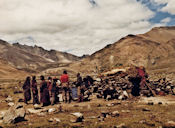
{"left": 0, "top": 0, "right": 175, "bottom": 56}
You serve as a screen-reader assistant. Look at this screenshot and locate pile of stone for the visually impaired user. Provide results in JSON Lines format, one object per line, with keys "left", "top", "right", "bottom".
{"left": 149, "top": 78, "right": 175, "bottom": 95}
{"left": 90, "top": 69, "right": 175, "bottom": 100}
{"left": 93, "top": 74, "right": 133, "bottom": 100}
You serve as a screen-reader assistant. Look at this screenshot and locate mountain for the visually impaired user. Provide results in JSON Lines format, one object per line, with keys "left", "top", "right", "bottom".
{"left": 0, "top": 39, "right": 80, "bottom": 73}
{"left": 0, "top": 59, "right": 27, "bottom": 79}
{"left": 69, "top": 26, "right": 175, "bottom": 76}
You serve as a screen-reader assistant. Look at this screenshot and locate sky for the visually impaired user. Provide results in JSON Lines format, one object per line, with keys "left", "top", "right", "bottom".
{"left": 0, "top": 0, "right": 175, "bottom": 56}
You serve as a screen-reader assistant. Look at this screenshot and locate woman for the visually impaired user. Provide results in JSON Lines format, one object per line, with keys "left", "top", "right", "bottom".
{"left": 23, "top": 76, "right": 31, "bottom": 104}
{"left": 31, "top": 76, "right": 40, "bottom": 105}
{"left": 40, "top": 75, "right": 50, "bottom": 106}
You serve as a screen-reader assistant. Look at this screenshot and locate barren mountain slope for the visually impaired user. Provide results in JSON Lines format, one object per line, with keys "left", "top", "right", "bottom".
{"left": 68, "top": 26, "right": 175, "bottom": 76}
{"left": 13, "top": 43, "right": 80, "bottom": 63}
{"left": 0, "top": 40, "right": 80, "bottom": 73}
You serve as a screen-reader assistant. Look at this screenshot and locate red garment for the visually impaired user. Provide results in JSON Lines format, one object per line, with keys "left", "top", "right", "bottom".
{"left": 138, "top": 68, "right": 145, "bottom": 77}
{"left": 60, "top": 74, "right": 69, "bottom": 83}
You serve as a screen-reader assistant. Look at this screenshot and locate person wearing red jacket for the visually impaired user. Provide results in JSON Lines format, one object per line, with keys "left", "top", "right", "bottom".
{"left": 60, "top": 70, "right": 70, "bottom": 103}
{"left": 137, "top": 66, "right": 148, "bottom": 89}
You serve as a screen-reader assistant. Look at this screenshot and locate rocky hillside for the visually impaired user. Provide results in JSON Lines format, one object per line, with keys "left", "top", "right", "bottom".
{"left": 0, "top": 40, "right": 80, "bottom": 73}
{"left": 69, "top": 26, "right": 175, "bottom": 76}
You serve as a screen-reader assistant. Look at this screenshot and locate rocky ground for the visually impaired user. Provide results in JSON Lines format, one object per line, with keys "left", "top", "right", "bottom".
{"left": 0, "top": 93, "right": 175, "bottom": 128}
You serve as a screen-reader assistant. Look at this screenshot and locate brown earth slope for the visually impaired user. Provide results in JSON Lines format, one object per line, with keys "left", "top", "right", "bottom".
{"left": 0, "top": 60, "right": 27, "bottom": 79}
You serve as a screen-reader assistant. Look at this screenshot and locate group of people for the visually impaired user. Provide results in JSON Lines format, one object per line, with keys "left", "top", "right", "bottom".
{"left": 22, "top": 70, "right": 94, "bottom": 106}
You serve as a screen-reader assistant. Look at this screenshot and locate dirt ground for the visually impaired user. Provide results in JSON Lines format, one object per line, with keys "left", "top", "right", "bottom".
{"left": 0, "top": 93, "right": 175, "bottom": 128}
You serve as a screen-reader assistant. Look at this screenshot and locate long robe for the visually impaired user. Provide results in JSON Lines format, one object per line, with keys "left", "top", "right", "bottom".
{"left": 23, "top": 82, "right": 31, "bottom": 103}
{"left": 31, "top": 80, "right": 39, "bottom": 105}
{"left": 40, "top": 81, "right": 50, "bottom": 106}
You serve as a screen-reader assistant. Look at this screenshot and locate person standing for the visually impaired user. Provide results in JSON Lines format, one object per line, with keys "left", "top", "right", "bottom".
{"left": 76, "top": 73, "right": 83, "bottom": 102}
{"left": 47, "top": 77, "right": 52, "bottom": 99}
{"left": 51, "top": 77, "right": 58, "bottom": 105}
{"left": 31, "top": 76, "right": 40, "bottom": 105}
{"left": 60, "top": 70, "right": 70, "bottom": 103}
{"left": 23, "top": 76, "right": 31, "bottom": 104}
{"left": 40, "top": 75, "right": 50, "bottom": 106}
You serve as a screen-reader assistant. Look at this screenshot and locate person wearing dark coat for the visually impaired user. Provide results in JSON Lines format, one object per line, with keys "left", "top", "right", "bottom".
{"left": 76, "top": 73, "right": 83, "bottom": 102}
{"left": 40, "top": 75, "right": 50, "bottom": 106}
{"left": 51, "top": 77, "right": 58, "bottom": 105}
{"left": 31, "top": 76, "right": 40, "bottom": 105}
{"left": 23, "top": 76, "right": 31, "bottom": 104}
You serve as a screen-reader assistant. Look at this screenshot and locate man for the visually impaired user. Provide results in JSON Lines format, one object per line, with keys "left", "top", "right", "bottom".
{"left": 76, "top": 73, "right": 83, "bottom": 102}
{"left": 60, "top": 70, "right": 70, "bottom": 103}
{"left": 40, "top": 75, "right": 50, "bottom": 106}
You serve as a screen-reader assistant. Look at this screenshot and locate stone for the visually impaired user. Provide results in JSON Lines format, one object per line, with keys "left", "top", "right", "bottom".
{"left": 87, "top": 116, "right": 96, "bottom": 119}
{"left": 8, "top": 102, "right": 15, "bottom": 107}
{"left": 48, "top": 108, "right": 57, "bottom": 113}
{"left": 0, "top": 111, "right": 6, "bottom": 120}
{"left": 27, "top": 108, "right": 43, "bottom": 114}
{"left": 54, "top": 118, "right": 61, "bottom": 123}
{"left": 70, "top": 112, "right": 84, "bottom": 123}
{"left": 95, "top": 78, "right": 101, "bottom": 82}
{"left": 3, "top": 103, "right": 26, "bottom": 124}
{"left": 118, "top": 95, "right": 123, "bottom": 100}
{"left": 34, "top": 104, "right": 42, "bottom": 110}
{"left": 121, "top": 110, "right": 130, "bottom": 113}
{"left": 123, "top": 91, "right": 129, "bottom": 98}
{"left": 5, "top": 96, "right": 13, "bottom": 103}
{"left": 48, "top": 118, "right": 60, "bottom": 123}
{"left": 106, "top": 103, "right": 114, "bottom": 107}
{"left": 116, "top": 123, "right": 126, "bottom": 128}
{"left": 111, "top": 111, "right": 120, "bottom": 117}
{"left": 163, "top": 121, "right": 175, "bottom": 128}
{"left": 37, "top": 113, "right": 46, "bottom": 117}
{"left": 101, "top": 111, "right": 110, "bottom": 118}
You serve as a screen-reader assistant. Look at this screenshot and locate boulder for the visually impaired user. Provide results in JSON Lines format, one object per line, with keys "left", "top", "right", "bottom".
{"left": 70, "top": 112, "right": 84, "bottom": 123}
{"left": 8, "top": 102, "right": 15, "bottom": 107}
{"left": 27, "top": 108, "right": 43, "bottom": 114}
{"left": 48, "top": 108, "right": 57, "bottom": 113}
{"left": 163, "top": 121, "right": 175, "bottom": 128}
{"left": 0, "top": 111, "right": 6, "bottom": 120}
{"left": 3, "top": 103, "right": 26, "bottom": 124}
{"left": 33, "top": 104, "right": 42, "bottom": 110}
{"left": 5, "top": 96, "right": 13, "bottom": 103}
